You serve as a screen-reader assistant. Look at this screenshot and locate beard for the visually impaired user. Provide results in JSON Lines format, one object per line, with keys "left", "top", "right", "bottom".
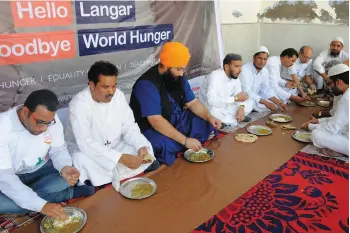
{"left": 162, "top": 70, "right": 182, "bottom": 92}
{"left": 330, "top": 50, "right": 340, "bottom": 57}
{"left": 331, "top": 86, "right": 342, "bottom": 96}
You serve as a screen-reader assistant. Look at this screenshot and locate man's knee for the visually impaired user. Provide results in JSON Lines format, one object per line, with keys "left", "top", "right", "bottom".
{"left": 312, "top": 129, "right": 326, "bottom": 148}
{"left": 0, "top": 193, "right": 28, "bottom": 214}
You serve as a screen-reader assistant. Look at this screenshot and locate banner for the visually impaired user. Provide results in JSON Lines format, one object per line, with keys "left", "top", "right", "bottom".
{"left": 0, "top": 0, "right": 222, "bottom": 112}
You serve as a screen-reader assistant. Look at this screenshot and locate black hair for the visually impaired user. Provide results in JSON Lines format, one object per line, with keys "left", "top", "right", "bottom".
{"left": 88, "top": 61, "right": 119, "bottom": 85}
{"left": 330, "top": 71, "right": 349, "bottom": 85}
{"left": 24, "top": 89, "right": 59, "bottom": 112}
{"left": 223, "top": 53, "right": 242, "bottom": 67}
{"left": 280, "top": 48, "right": 299, "bottom": 58}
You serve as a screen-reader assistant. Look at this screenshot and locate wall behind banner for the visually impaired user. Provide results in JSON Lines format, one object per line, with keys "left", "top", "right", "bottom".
{"left": 0, "top": 1, "right": 222, "bottom": 112}
{"left": 220, "top": 0, "right": 349, "bottom": 61}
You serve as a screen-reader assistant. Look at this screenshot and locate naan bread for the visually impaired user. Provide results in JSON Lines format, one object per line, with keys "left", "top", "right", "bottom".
{"left": 281, "top": 124, "right": 297, "bottom": 130}
{"left": 235, "top": 134, "right": 258, "bottom": 143}
{"left": 266, "top": 121, "right": 277, "bottom": 128}
{"left": 308, "top": 88, "right": 317, "bottom": 95}
{"left": 142, "top": 154, "right": 154, "bottom": 163}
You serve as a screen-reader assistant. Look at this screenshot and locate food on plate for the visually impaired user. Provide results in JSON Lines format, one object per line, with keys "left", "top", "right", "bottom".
{"left": 42, "top": 214, "right": 82, "bottom": 233}
{"left": 142, "top": 153, "right": 154, "bottom": 163}
{"left": 130, "top": 183, "right": 154, "bottom": 199}
{"left": 188, "top": 151, "right": 211, "bottom": 162}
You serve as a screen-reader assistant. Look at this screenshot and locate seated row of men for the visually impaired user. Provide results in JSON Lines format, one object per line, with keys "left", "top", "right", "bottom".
{"left": 0, "top": 42, "right": 221, "bottom": 219}
{"left": 0, "top": 41, "right": 348, "bottom": 220}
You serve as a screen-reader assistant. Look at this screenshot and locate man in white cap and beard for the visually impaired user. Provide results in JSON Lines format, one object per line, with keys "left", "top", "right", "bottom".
{"left": 302, "top": 64, "right": 349, "bottom": 156}
{"left": 239, "top": 46, "right": 288, "bottom": 112}
{"left": 313, "top": 37, "right": 349, "bottom": 90}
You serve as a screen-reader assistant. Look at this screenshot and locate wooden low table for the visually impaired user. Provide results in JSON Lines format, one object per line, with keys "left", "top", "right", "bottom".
{"left": 15, "top": 104, "right": 321, "bottom": 233}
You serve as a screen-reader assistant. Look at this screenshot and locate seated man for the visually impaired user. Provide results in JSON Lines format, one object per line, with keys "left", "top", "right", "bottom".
{"left": 0, "top": 90, "right": 94, "bottom": 218}
{"left": 302, "top": 64, "right": 349, "bottom": 156}
{"left": 129, "top": 42, "right": 221, "bottom": 166}
{"left": 266, "top": 48, "right": 307, "bottom": 104}
{"left": 198, "top": 53, "right": 253, "bottom": 126}
{"left": 239, "top": 46, "right": 288, "bottom": 112}
{"left": 65, "top": 61, "right": 159, "bottom": 188}
{"left": 280, "top": 46, "right": 316, "bottom": 95}
{"left": 313, "top": 37, "right": 349, "bottom": 90}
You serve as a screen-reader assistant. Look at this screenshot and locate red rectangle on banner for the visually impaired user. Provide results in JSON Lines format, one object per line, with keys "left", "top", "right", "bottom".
{"left": 11, "top": 0, "right": 72, "bottom": 27}
{"left": 0, "top": 31, "right": 76, "bottom": 65}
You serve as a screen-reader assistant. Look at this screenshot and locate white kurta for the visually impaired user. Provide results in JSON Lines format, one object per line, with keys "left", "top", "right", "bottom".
{"left": 65, "top": 87, "right": 155, "bottom": 189}
{"left": 313, "top": 49, "right": 349, "bottom": 89}
{"left": 239, "top": 61, "right": 277, "bottom": 112}
{"left": 266, "top": 56, "right": 296, "bottom": 103}
{"left": 199, "top": 69, "right": 253, "bottom": 125}
{"left": 309, "top": 89, "right": 349, "bottom": 155}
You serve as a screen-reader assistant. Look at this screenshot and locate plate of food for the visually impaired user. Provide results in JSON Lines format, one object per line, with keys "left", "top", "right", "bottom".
{"left": 40, "top": 207, "right": 87, "bottom": 233}
{"left": 246, "top": 125, "right": 272, "bottom": 136}
{"left": 292, "top": 131, "right": 312, "bottom": 143}
{"left": 234, "top": 134, "right": 258, "bottom": 143}
{"left": 183, "top": 148, "right": 214, "bottom": 163}
{"left": 281, "top": 124, "right": 297, "bottom": 130}
{"left": 298, "top": 101, "right": 316, "bottom": 107}
{"left": 316, "top": 100, "right": 330, "bottom": 108}
{"left": 120, "top": 177, "right": 157, "bottom": 200}
{"left": 307, "top": 88, "right": 317, "bottom": 96}
{"left": 269, "top": 114, "right": 292, "bottom": 123}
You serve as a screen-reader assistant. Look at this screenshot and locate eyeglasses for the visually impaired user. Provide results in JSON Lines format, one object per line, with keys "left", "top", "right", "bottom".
{"left": 30, "top": 113, "right": 56, "bottom": 127}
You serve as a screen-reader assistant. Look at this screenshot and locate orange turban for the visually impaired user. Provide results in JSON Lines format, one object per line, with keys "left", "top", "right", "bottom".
{"left": 159, "top": 42, "right": 191, "bottom": 68}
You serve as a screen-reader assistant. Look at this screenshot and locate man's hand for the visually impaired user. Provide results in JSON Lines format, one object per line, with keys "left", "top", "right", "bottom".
{"left": 235, "top": 92, "right": 248, "bottom": 102}
{"left": 285, "top": 81, "right": 296, "bottom": 89}
{"left": 301, "top": 92, "right": 311, "bottom": 101}
{"left": 41, "top": 203, "right": 67, "bottom": 220}
{"left": 278, "top": 102, "right": 288, "bottom": 112}
{"left": 119, "top": 154, "right": 142, "bottom": 169}
{"left": 138, "top": 147, "right": 148, "bottom": 158}
{"left": 301, "top": 117, "right": 319, "bottom": 131}
{"left": 264, "top": 101, "right": 277, "bottom": 111}
{"left": 290, "top": 95, "right": 304, "bottom": 103}
{"left": 60, "top": 166, "right": 80, "bottom": 186}
{"left": 208, "top": 115, "right": 222, "bottom": 129}
{"left": 185, "top": 138, "right": 202, "bottom": 151}
{"left": 236, "top": 106, "right": 245, "bottom": 122}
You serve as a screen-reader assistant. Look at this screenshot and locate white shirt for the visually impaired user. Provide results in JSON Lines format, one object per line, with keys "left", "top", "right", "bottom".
{"left": 239, "top": 61, "right": 275, "bottom": 104}
{"left": 199, "top": 69, "right": 245, "bottom": 110}
{"left": 65, "top": 87, "right": 154, "bottom": 188}
{"left": 313, "top": 49, "right": 349, "bottom": 74}
{"left": 0, "top": 106, "right": 72, "bottom": 212}
{"left": 281, "top": 58, "right": 313, "bottom": 81}
{"left": 309, "top": 89, "right": 349, "bottom": 138}
{"left": 266, "top": 56, "right": 296, "bottom": 101}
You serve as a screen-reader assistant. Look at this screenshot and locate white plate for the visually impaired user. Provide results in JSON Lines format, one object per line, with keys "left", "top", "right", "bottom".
{"left": 269, "top": 114, "right": 292, "bottom": 123}
{"left": 183, "top": 148, "right": 214, "bottom": 163}
{"left": 317, "top": 100, "right": 330, "bottom": 108}
{"left": 246, "top": 125, "right": 272, "bottom": 136}
{"left": 40, "top": 207, "right": 87, "bottom": 233}
{"left": 292, "top": 131, "right": 312, "bottom": 143}
{"left": 119, "top": 177, "right": 157, "bottom": 200}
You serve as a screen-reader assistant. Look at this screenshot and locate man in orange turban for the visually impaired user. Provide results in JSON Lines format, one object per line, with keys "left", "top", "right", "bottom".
{"left": 130, "top": 42, "right": 221, "bottom": 166}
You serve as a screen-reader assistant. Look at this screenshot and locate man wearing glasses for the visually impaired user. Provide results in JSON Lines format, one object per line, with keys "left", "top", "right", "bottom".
{"left": 282, "top": 46, "right": 316, "bottom": 94}
{"left": 130, "top": 42, "right": 221, "bottom": 166}
{"left": 0, "top": 90, "right": 95, "bottom": 219}
{"left": 301, "top": 64, "right": 349, "bottom": 157}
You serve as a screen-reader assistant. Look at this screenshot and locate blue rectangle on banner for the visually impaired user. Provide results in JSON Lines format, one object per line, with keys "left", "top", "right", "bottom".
{"left": 78, "top": 24, "right": 174, "bottom": 56}
{"left": 75, "top": 1, "right": 136, "bottom": 24}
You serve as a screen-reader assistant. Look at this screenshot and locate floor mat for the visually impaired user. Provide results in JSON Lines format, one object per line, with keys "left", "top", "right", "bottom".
{"left": 192, "top": 152, "right": 349, "bottom": 233}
